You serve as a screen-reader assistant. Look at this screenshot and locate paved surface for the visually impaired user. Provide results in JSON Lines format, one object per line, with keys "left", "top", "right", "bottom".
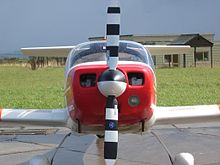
{"left": 0, "top": 123, "right": 220, "bottom": 165}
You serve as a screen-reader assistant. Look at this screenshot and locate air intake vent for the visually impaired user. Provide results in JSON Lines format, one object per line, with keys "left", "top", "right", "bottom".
{"left": 80, "top": 74, "right": 96, "bottom": 87}
{"left": 128, "top": 72, "right": 144, "bottom": 86}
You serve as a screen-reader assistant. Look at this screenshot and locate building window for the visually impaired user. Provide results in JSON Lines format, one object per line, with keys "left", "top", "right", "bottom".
{"left": 164, "top": 54, "right": 179, "bottom": 67}
{"left": 164, "top": 54, "right": 172, "bottom": 63}
{"left": 196, "top": 52, "right": 209, "bottom": 61}
{"left": 204, "top": 52, "right": 209, "bottom": 61}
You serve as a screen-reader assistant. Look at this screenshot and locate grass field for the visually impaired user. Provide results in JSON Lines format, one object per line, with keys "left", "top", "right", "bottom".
{"left": 156, "top": 67, "right": 220, "bottom": 106}
{"left": 0, "top": 66, "right": 64, "bottom": 109}
{"left": 0, "top": 66, "right": 219, "bottom": 108}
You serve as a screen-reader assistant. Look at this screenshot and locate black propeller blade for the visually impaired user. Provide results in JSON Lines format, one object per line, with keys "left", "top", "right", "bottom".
{"left": 106, "top": 0, "right": 120, "bottom": 70}
{"left": 97, "top": 1, "right": 127, "bottom": 164}
{"left": 104, "top": 96, "right": 118, "bottom": 165}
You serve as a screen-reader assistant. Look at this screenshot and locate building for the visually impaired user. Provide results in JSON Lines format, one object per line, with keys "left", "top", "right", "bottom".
{"left": 89, "top": 33, "right": 220, "bottom": 68}
{"left": 213, "top": 41, "right": 220, "bottom": 67}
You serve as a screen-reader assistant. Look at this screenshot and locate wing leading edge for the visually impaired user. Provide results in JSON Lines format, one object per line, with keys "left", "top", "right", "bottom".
{"left": 0, "top": 108, "right": 68, "bottom": 127}
{"left": 21, "top": 45, "right": 191, "bottom": 58}
{"left": 155, "top": 104, "right": 220, "bottom": 125}
{"left": 21, "top": 46, "right": 75, "bottom": 57}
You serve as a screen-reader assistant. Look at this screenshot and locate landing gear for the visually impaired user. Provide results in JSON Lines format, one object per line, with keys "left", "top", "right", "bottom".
{"left": 96, "top": 135, "right": 104, "bottom": 138}
{"left": 77, "top": 119, "right": 81, "bottom": 133}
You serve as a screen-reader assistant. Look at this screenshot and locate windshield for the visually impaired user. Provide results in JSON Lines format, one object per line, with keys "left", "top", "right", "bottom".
{"left": 69, "top": 41, "right": 154, "bottom": 68}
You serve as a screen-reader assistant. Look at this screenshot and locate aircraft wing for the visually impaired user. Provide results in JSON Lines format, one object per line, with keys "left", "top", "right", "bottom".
{"left": 144, "top": 45, "right": 191, "bottom": 55}
{"left": 0, "top": 108, "right": 68, "bottom": 127}
{"left": 21, "top": 45, "right": 191, "bottom": 57}
{"left": 21, "top": 46, "right": 75, "bottom": 57}
{"left": 155, "top": 105, "right": 220, "bottom": 125}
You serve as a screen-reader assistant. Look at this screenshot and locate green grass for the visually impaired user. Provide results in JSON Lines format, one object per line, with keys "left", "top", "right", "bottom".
{"left": 0, "top": 66, "right": 64, "bottom": 109}
{"left": 0, "top": 66, "right": 219, "bottom": 108}
{"left": 156, "top": 67, "right": 220, "bottom": 106}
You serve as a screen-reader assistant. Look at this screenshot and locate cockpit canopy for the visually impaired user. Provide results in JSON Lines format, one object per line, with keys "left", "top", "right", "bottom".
{"left": 66, "top": 40, "right": 154, "bottom": 72}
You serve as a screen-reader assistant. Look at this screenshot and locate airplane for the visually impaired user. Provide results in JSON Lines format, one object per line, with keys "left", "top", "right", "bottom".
{"left": 1, "top": 0, "right": 220, "bottom": 165}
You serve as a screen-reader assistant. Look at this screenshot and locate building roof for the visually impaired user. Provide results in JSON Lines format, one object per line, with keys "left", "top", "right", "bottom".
{"left": 89, "top": 33, "right": 214, "bottom": 47}
{"left": 170, "top": 34, "right": 213, "bottom": 47}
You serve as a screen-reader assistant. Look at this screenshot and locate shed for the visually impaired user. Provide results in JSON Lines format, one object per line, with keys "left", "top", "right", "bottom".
{"left": 170, "top": 34, "right": 214, "bottom": 67}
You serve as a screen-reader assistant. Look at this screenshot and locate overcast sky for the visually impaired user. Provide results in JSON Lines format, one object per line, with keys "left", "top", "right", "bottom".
{"left": 0, "top": 0, "right": 220, "bottom": 52}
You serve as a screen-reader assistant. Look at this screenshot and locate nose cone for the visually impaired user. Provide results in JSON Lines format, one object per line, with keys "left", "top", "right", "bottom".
{"left": 98, "top": 69, "right": 126, "bottom": 97}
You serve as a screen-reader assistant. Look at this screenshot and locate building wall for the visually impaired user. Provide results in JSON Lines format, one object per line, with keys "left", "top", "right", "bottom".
{"left": 152, "top": 46, "right": 214, "bottom": 68}
{"left": 153, "top": 54, "right": 195, "bottom": 68}
{"left": 194, "top": 47, "right": 212, "bottom": 67}
{"left": 140, "top": 34, "right": 215, "bottom": 68}
{"left": 213, "top": 41, "right": 220, "bottom": 66}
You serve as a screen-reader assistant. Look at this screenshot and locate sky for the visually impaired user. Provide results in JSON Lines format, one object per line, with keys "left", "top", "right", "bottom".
{"left": 0, "top": 0, "right": 220, "bottom": 52}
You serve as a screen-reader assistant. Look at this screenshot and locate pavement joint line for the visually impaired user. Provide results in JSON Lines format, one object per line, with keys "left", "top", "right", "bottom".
{"left": 13, "top": 139, "right": 55, "bottom": 147}
{"left": 170, "top": 126, "right": 220, "bottom": 138}
{"left": 51, "top": 132, "right": 72, "bottom": 165}
{"left": 0, "top": 136, "right": 55, "bottom": 147}
{"left": 0, "top": 148, "right": 50, "bottom": 156}
{"left": 151, "top": 131, "right": 173, "bottom": 165}
{"left": 0, "top": 135, "right": 17, "bottom": 142}
{"left": 171, "top": 124, "right": 185, "bottom": 132}
{"left": 116, "top": 157, "right": 160, "bottom": 165}
{"left": 83, "top": 150, "right": 161, "bottom": 165}
{"left": 169, "top": 125, "right": 220, "bottom": 139}
{"left": 188, "top": 132, "right": 220, "bottom": 138}
{"left": 0, "top": 128, "right": 58, "bottom": 135}
{"left": 66, "top": 148, "right": 160, "bottom": 165}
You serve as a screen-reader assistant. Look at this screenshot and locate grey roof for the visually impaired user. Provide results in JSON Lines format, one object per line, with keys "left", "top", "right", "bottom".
{"left": 170, "top": 34, "right": 213, "bottom": 47}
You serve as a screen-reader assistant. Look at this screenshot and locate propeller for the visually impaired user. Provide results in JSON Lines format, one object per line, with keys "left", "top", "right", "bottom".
{"left": 97, "top": 0, "right": 127, "bottom": 164}
{"left": 106, "top": 0, "right": 120, "bottom": 70}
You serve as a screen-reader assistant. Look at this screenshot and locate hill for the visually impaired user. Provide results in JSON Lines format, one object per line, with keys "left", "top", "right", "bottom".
{"left": 0, "top": 51, "right": 27, "bottom": 59}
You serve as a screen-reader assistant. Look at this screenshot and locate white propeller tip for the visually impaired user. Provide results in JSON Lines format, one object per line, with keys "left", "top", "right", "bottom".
{"left": 109, "top": 0, "right": 120, "bottom": 7}
{"left": 105, "top": 159, "right": 116, "bottom": 165}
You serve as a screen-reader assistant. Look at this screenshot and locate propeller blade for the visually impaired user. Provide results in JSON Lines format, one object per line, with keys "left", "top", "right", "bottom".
{"left": 106, "top": 0, "right": 120, "bottom": 70}
{"left": 104, "top": 96, "right": 118, "bottom": 165}
{"left": 100, "top": 1, "right": 125, "bottom": 164}
{"left": 97, "top": 69, "right": 126, "bottom": 165}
